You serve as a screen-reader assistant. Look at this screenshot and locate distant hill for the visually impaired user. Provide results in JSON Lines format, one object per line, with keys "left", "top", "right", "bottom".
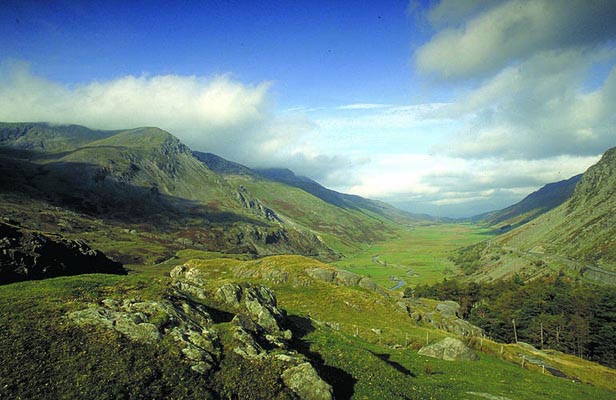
{"left": 474, "top": 174, "right": 582, "bottom": 231}
{"left": 455, "top": 146, "right": 616, "bottom": 284}
{"left": 0, "top": 122, "right": 425, "bottom": 265}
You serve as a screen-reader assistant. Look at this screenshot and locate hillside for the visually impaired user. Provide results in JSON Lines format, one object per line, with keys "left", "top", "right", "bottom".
{"left": 1, "top": 254, "right": 614, "bottom": 399}
{"left": 0, "top": 122, "right": 422, "bottom": 266}
{"left": 197, "top": 152, "right": 430, "bottom": 225}
{"left": 194, "top": 151, "right": 418, "bottom": 254}
{"left": 454, "top": 146, "right": 616, "bottom": 284}
{"left": 475, "top": 174, "right": 582, "bottom": 231}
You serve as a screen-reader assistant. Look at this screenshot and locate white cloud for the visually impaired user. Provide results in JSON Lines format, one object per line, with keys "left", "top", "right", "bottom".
{"left": 0, "top": 62, "right": 364, "bottom": 183}
{"left": 0, "top": 61, "right": 269, "bottom": 138}
{"left": 416, "top": 0, "right": 616, "bottom": 80}
{"left": 439, "top": 50, "right": 616, "bottom": 159}
{"left": 345, "top": 153, "right": 599, "bottom": 217}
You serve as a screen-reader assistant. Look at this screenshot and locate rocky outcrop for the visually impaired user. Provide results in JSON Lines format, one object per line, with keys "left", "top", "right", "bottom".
{"left": 68, "top": 293, "right": 222, "bottom": 374}
{"left": 236, "top": 185, "right": 282, "bottom": 223}
{"left": 418, "top": 337, "right": 479, "bottom": 361}
{"left": 398, "top": 298, "right": 483, "bottom": 337}
{"left": 66, "top": 264, "right": 334, "bottom": 399}
{"left": 0, "top": 221, "right": 125, "bottom": 284}
{"left": 306, "top": 267, "right": 388, "bottom": 295}
{"left": 282, "top": 362, "right": 334, "bottom": 400}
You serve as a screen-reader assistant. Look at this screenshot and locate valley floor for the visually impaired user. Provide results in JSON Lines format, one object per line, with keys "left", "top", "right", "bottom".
{"left": 335, "top": 224, "right": 492, "bottom": 289}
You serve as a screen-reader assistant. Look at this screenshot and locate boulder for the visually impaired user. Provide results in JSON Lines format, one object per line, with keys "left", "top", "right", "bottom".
{"left": 216, "top": 283, "right": 243, "bottom": 307}
{"left": 281, "top": 362, "right": 333, "bottom": 400}
{"left": 217, "top": 283, "right": 287, "bottom": 333}
{"left": 435, "top": 301, "right": 460, "bottom": 318}
{"left": 418, "top": 337, "right": 479, "bottom": 361}
{"left": 334, "top": 270, "right": 361, "bottom": 286}
{"left": 306, "top": 267, "right": 335, "bottom": 282}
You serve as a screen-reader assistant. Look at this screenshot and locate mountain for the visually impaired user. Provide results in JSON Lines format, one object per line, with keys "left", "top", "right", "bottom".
{"left": 255, "top": 167, "right": 434, "bottom": 223}
{"left": 195, "top": 152, "right": 430, "bottom": 224}
{"left": 0, "top": 122, "right": 421, "bottom": 268}
{"left": 1, "top": 123, "right": 615, "bottom": 399}
{"left": 474, "top": 174, "right": 582, "bottom": 231}
{"left": 455, "top": 146, "right": 616, "bottom": 284}
{"left": 199, "top": 151, "right": 431, "bottom": 222}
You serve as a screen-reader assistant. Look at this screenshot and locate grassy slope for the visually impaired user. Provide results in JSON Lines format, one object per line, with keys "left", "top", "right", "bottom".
{"left": 225, "top": 174, "right": 401, "bottom": 254}
{"left": 476, "top": 174, "right": 581, "bottom": 230}
{"left": 460, "top": 147, "right": 616, "bottom": 283}
{"left": 2, "top": 122, "right": 428, "bottom": 261}
{"left": 3, "top": 254, "right": 612, "bottom": 399}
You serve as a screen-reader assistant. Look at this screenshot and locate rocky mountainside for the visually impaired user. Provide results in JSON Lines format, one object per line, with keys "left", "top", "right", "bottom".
{"left": 457, "top": 146, "right": 616, "bottom": 283}
{"left": 196, "top": 151, "right": 431, "bottom": 224}
{"left": 0, "top": 221, "right": 125, "bottom": 284}
{"left": 503, "top": 147, "right": 616, "bottom": 266}
{"left": 474, "top": 174, "right": 582, "bottom": 231}
{"left": 0, "top": 122, "right": 421, "bottom": 265}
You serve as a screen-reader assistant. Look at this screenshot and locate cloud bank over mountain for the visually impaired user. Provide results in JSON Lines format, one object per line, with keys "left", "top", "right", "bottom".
{"left": 0, "top": 62, "right": 355, "bottom": 186}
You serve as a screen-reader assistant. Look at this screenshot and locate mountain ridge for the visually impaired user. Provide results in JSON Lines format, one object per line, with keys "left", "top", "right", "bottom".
{"left": 473, "top": 173, "right": 582, "bottom": 231}
{"left": 455, "top": 146, "right": 616, "bottom": 284}
{"left": 0, "top": 122, "right": 426, "bottom": 264}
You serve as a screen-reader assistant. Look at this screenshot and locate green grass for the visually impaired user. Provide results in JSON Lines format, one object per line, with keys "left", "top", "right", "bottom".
{"left": 300, "top": 327, "right": 613, "bottom": 400}
{"left": 335, "top": 224, "right": 492, "bottom": 289}
{"left": 229, "top": 175, "right": 401, "bottom": 251}
{"left": 1, "top": 254, "right": 615, "bottom": 399}
{"left": 0, "top": 275, "right": 219, "bottom": 399}
{"left": 179, "top": 256, "right": 616, "bottom": 395}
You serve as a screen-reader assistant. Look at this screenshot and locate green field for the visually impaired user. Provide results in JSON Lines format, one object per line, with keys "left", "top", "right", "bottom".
{"left": 335, "top": 224, "right": 492, "bottom": 289}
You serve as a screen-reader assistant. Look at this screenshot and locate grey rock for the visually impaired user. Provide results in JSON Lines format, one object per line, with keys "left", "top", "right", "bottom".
{"left": 358, "top": 277, "right": 377, "bottom": 291}
{"left": 281, "top": 362, "right": 333, "bottom": 400}
{"left": 0, "top": 221, "right": 125, "bottom": 284}
{"left": 68, "top": 294, "right": 221, "bottom": 374}
{"left": 306, "top": 268, "right": 335, "bottom": 282}
{"left": 216, "top": 283, "right": 243, "bottom": 306}
{"left": 334, "top": 270, "right": 361, "bottom": 286}
{"left": 170, "top": 264, "right": 207, "bottom": 287}
{"left": 217, "top": 283, "right": 287, "bottom": 338}
{"left": 435, "top": 301, "right": 460, "bottom": 318}
{"left": 418, "top": 337, "right": 479, "bottom": 361}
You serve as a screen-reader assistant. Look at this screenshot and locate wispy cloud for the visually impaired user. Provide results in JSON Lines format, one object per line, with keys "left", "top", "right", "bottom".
{"left": 337, "top": 103, "right": 394, "bottom": 110}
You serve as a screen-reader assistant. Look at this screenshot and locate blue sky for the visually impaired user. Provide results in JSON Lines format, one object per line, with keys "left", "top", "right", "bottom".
{"left": 2, "top": 0, "right": 616, "bottom": 217}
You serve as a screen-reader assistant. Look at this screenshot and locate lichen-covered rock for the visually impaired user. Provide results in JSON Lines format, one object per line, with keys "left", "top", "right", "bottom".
{"left": 418, "top": 337, "right": 479, "bottom": 361}
{"left": 398, "top": 298, "right": 483, "bottom": 336}
{"left": 170, "top": 264, "right": 209, "bottom": 298}
{"left": 306, "top": 267, "right": 335, "bottom": 282}
{"left": 216, "top": 283, "right": 290, "bottom": 339}
{"left": 216, "top": 283, "right": 243, "bottom": 306}
{"left": 306, "top": 267, "right": 387, "bottom": 296}
{"left": 67, "top": 294, "right": 221, "bottom": 374}
{"left": 435, "top": 301, "right": 460, "bottom": 318}
{"left": 281, "top": 362, "right": 333, "bottom": 400}
{"left": 335, "top": 269, "right": 361, "bottom": 286}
